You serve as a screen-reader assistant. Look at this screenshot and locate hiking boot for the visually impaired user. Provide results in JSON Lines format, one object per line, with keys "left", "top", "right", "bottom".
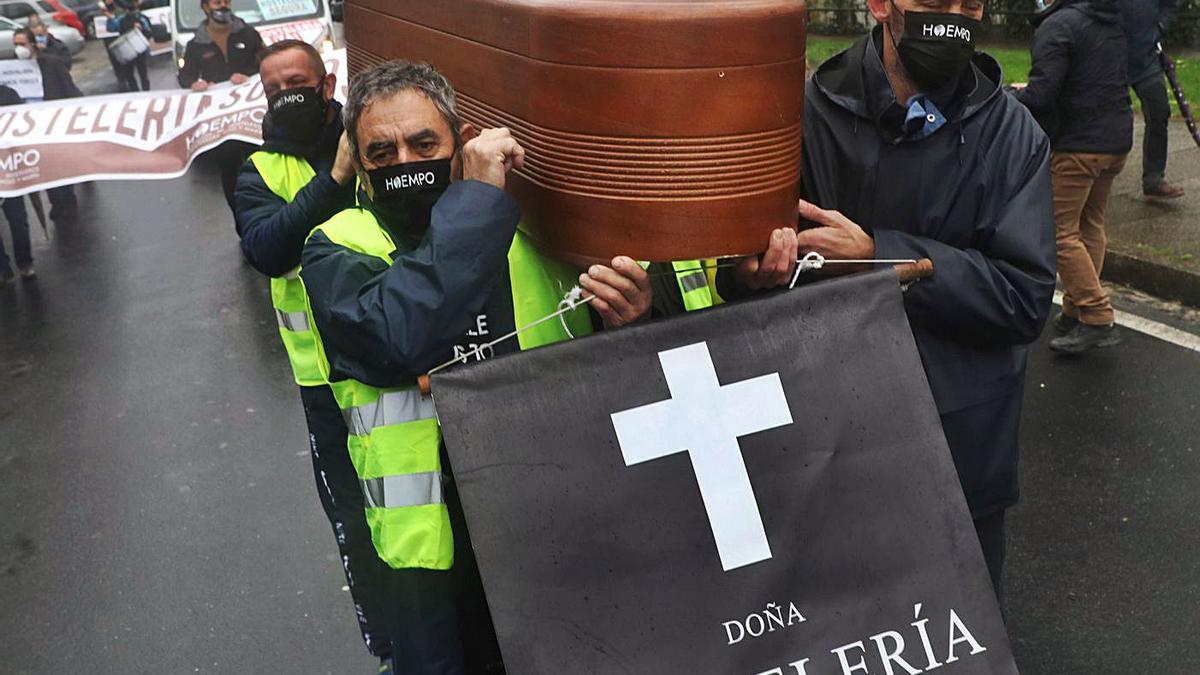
{"left": 1053, "top": 311, "right": 1079, "bottom": 335}
{"left": 1144, "top": 182, "right": 1185, "bottom": 200}
{"left": 17, "top": 265, "right": 35, "bottom": 280}
{"left": 1049, "top": 323, "right": 1121, "bottom": 354}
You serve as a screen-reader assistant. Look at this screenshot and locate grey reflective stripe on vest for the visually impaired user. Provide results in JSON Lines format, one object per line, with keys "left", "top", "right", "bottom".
{"left": 677, "top": 270, "right": 708, "bottom": 293}
{"left": 361, "top": 471, "right": 444, "bottom": 509}
{"left": 275, "top": 308, "right": 311, "bottom": 332}
{"left": 282, "top": 269, "right": 300, "bottom": 280}
{"left": 344, "top": 389, "right": 437, "bottom": 437}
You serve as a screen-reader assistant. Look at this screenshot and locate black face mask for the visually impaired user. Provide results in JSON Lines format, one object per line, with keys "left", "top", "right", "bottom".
{"left": 888, "top": 3, "right": 980, "bottom": 93}
{"left": 265, "top": 87, "right": 328, "bottom": 146}
{"left": 366, "top": 158, "right": 453, "bottom": 235}
{"left": 209, "top": 7, "right": 233, "bottom": 24}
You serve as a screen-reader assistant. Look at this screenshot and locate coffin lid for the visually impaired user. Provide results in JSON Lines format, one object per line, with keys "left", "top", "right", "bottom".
{"left": 349, "top": 0, "right": 807, "bottom": 69}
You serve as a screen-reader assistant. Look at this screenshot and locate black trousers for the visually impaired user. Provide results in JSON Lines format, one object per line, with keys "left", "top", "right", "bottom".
{"left": 1133, "top": 72, "right": 1171, "bottom": 190}
{"left": 299, "top": 385, "right": 396, "bottom": 659}
{"left": 974, "top": 509, "right": 1006, "bottom": 606}
{"left": 386, "top": 451, "right": 506, "bottom": 675}
{"left": 116, "top": 53, "right": 151, "bottom": 92}
{"left": 0, "top": 196, "right": 32, "bottom": 274}
{"left": 302, "top": 384, "right": 505, "bottom": 672}
{"left": 211, "top": 140, "right": 256, "bottom": 216}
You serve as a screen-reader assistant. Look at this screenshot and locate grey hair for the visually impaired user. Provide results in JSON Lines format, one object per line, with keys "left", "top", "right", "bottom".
{"left": 342, "top": 60, "right": 462, "bottom": 165}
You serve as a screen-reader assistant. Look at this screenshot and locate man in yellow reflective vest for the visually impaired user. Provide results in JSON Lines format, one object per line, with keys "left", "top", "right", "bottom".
{"left": 300, "top": 61, "right": 659, "bottom": 674}
{"left": 232, "top": 40, "right": 398, "bottom": 670}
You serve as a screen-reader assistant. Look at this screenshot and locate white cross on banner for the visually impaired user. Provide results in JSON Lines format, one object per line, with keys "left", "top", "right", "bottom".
{"left": 433, "top": 270, "right": 1017, "bottom": 675}
{"left": 611, "top": 341, "right": 792, "bottom": 571}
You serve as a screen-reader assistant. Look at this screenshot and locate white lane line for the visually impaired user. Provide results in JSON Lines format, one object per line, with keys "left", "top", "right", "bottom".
{"left": 1054, "top": 291, "right": 1200, "bottom": 353}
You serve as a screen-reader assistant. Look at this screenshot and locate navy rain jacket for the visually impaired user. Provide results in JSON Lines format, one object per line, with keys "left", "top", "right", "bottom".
{"left": 795, "top": 29, "right": 1057, "bottom": 517}
{"left": 234, "top": 101, "right": 356, "bottom": 277}
{"left": 300, "top": 182, "right": 524, "bottom": 389}
{"left": 1016, "top": 0, "right": 1132, "bottom": 154}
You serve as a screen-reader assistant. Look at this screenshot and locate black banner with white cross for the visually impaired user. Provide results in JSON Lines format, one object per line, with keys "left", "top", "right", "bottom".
{"left": 432, "top": 270, "right": 1018, "bottom": 675}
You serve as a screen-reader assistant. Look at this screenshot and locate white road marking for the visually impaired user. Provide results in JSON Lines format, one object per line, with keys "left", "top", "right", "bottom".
{"left": 1054, "top": 291, "right": 1200, "bottom": 353}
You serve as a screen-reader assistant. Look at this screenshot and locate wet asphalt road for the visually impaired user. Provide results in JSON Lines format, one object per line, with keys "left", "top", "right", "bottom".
{"left": 3, "top": 45, "right": 1200, "bottom": 675}
{"left": 0, "top": 167, "right": 378, "bottom": 674}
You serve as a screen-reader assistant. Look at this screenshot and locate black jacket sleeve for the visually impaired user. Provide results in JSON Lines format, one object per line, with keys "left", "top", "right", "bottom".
{"left": 1015, "top": 16, "right": 1072, "bottom": 115}
{"left": 40, "top": 59, "right": 81, "bottom": 100}
{"left": 873, "top": 128, "right": 1057, "bottom": 346}
{"left": 235, "top": 159, "right": 355, "bottom": 277}
{"left": 300, "top": 180, "right": 521, "bottom": 388}
{"left": 177, "top": 42, "right": 202, "bottom": 88}
{"left": 42, "top": 39, "right": 72, "bottom": 70}
{"left": 0, "top": 85, "right": 21, "bottom": 106}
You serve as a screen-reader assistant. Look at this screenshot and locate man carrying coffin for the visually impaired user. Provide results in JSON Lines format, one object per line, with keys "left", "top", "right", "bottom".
{"left": 300, "top": 60, "right": 654, "bottom": 673}
{"left": 723, "top": 0, "right": 1057, "bottom": 600}
{"left": 232, "top": 40, "right": 400, "bottom": 669}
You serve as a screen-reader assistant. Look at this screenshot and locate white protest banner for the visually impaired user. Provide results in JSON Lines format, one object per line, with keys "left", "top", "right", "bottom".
{"left": 0, "top": 59, "right": 44, "bottom": 102}
{"left": 0, "top": 48, "right": 346, "bottom": 197}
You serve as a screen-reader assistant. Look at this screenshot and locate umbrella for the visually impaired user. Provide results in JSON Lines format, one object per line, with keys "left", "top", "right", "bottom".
{"left": 1158, "top": 41, "right": 1200, "bottom": 149}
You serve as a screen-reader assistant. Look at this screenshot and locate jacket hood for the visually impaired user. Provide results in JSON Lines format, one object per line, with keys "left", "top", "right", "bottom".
{"left": 1032, "top": 0, "right": 1120, "bottom": 27}
{"left": 812, "top": 27, "right": 1002, "bottom": 124}
{"left": 192, "top": 15, "right": 249, "bottom": 44}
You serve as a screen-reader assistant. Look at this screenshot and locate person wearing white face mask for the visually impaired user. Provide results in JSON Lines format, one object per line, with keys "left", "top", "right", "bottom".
{"left": 10, "top": 28, "right": 81, "bottom": 223}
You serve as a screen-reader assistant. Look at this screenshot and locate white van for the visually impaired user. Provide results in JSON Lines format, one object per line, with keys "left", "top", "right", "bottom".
{"left": 169, "top": 0, "right": 336, "bottom": 71}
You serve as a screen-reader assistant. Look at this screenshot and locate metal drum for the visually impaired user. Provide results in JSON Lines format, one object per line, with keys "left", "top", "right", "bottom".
{"left": 108, "top": 28, "right": 149, "bottom": 65}
{"left": 345, "top": 0, "right": 807, "bottom": 264}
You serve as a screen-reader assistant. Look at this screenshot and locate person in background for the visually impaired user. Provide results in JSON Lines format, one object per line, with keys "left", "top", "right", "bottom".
{"left": 25, "top": 15, "right": 71, "bottom": 70}
{"left": 1119, "top": 0, "right": 1184, "bottom": 199}
{"left": 1014, "top": 0, "right": 1132, "bottom": 354}
{"left": 177, "top": 0, "right": 264, "bottom": 214}
{"left": 104, "top": 0, "right": 152, "bottom": 91}
{"left": 233, "top": 40, "right": 394, "bottom": 670}
{"left": 99, "top": 0, "right": 133, "bottom": 92}
{"left": 13, "top": 28, "right": 80, "bottom": 223}
{"left": 0, "top": 84, "right": 35, "bottom": 284}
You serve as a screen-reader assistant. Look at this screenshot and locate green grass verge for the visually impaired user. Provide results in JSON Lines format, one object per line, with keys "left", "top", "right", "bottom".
{"left": 807, "top": 35, "right": 1199, "bottom": 115}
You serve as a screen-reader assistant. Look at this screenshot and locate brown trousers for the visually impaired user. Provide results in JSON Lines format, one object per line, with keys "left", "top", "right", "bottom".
{"left": 1051, "top": 151, "right": 1128, "bottom": 326}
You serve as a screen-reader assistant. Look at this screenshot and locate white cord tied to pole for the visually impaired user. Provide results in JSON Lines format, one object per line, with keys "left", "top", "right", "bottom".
{"left": 789, "top": 252, "right": 826, "bottom": 289}
{"left": 426, "top": 256, "right": 924, "bottom": 380}
{"left": 788, "top": 254, "right": 920, "bottom": 289}
{"left": 557, "top": 285, "right": 587, "bottom": 340}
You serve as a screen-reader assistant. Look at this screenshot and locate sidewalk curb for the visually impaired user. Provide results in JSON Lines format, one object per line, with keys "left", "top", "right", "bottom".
{"left": 1103, "top": 248, "right": 1200, "bottom": 308}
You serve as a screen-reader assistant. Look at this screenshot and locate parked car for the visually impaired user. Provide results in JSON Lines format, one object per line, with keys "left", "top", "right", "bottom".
{"left": 42, "top": 0, "right": 83, "bottom": 36}
{"left": 0, "top": 0, "right": 83, "bottom": 37}
{"left": 0, "top": 14, "right": 84, "bottom": 58}
{"left": 59, "top": 0, "right": 102, "bottom": 38}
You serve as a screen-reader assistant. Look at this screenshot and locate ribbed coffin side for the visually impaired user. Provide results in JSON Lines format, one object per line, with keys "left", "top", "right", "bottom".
{"left": 344, "top": 2, "right": 806, "bottom": 263}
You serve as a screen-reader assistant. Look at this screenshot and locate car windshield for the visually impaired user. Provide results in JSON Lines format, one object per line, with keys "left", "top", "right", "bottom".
{"left": 176, "top": 0, "right": 320, "bottom": 32}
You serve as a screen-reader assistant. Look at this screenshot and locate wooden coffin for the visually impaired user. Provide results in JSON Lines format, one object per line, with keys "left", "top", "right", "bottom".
{"left": 344, "top": 0, "right": 807, "bottom": 263}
